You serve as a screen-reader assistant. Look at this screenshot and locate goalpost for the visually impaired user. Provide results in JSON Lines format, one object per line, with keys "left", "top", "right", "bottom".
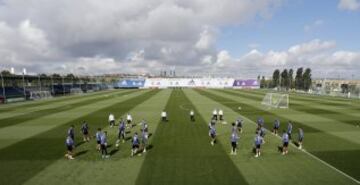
{"left": 30, "top": 91, "right": 52, "bottom": 100}
{"left": 261, "top": 93, "right": 289, "bottom": 108}
{"left": 70, "top": 88, "right": 83, "bottom": 95}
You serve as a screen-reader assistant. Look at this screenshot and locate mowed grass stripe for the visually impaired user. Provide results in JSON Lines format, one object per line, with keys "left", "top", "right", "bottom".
{"left": 221, "top": 89, "right": 359, "bottom": 138}
{"left": 0, "top": 90, "right": 133, "bottom": 129}
{"left": 243, "top": 89, "right": 360, "bottom": 118}
{"left": 0, "top": 90, "right": 159, "bottom": 185}
{"left": 250, "top": 89, "right": 360, "bottom": 110}
{"left": 135, "top": 89, "right": 248, "bottom": 185}
{"left": 226, "top": 89, "right": 360, "bottom": 127}
{"left": 0, "top": 90, "right": 145, "bottom": 150}
{"left": 0, "top": 90, "right": 117, "bottom": 113}
{"left": 197, "top": 89, "right": 360, "bottom": 181}
{"left": 187, "top": 89, "right": 358, "bottom": 185}
{"left": 22, "top": 90, "right": 172, "bottom": 185}
{"left": 0, "top": 90, "right": 120, "bottom": 120}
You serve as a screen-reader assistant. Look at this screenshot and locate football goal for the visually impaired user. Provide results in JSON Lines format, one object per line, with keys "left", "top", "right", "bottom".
{"left": 70, "top": 88, "right": 83, "bottom": 95}
{"left": 30, "top": 91, "right": 52, "bottom": 100}
{"left": 261, "top": 93, "right": 289, "bottom": 108}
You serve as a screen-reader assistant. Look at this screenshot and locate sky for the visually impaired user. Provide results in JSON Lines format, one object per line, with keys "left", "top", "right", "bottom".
{"left": 0, "top": 0, "right": 359, "bottom": 79}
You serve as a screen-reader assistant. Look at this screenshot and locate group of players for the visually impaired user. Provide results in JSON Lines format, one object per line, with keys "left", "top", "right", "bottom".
{"left": 65, "top": 112, "right": 156, "bottom": 160}
{"left": 207, "top": 109, "right": 304, "bottom": 158}
{"left": 65, "top": 108, "right": 304, "bottom": 160}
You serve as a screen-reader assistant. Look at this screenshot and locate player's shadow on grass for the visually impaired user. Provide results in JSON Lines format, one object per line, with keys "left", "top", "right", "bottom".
{"left": 292, "top": 141, "right": 300, "bottom": 147}
{"left": 109, "top": 149, "right": 119, "bottom": 155}
{"left": 278, "top": 146, "right": 283, "bottom": 153}
{"left": 126, "top": 131, "right": 131, "bottom": 134}
{"left": 146, "top": 144, "right": 154, "bottom": 151}
{"left": 76, "top": 150, "right": 88, "bottom": 157}
{"left": 75, "top": 141, "right": 86, "bottom": 147}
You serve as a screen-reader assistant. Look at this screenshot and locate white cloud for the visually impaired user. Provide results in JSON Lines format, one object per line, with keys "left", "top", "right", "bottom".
{"left": 0, "top": 0, "right": 283, "bottom": 75}
{"left": 211, "top": 39, "right": 360, "bottom": 78}
{"left": 215, "top": 50, "right": 232, "bottom": 67}
{"left": 288, "top": 39, "right": 336, "bottom": 56}
{"left": 338, "top": 0, "right": 360, "bottom": 11}
{"left": 195, "top": 26, "right": 216, "bottom": 51}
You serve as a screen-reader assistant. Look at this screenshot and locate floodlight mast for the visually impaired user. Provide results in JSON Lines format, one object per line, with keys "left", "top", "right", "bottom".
{"left": 0, "top": 71, "right": 5, "bottom": 103}
{"left": 22, "top": 68, "right": 26, "bottom": 98}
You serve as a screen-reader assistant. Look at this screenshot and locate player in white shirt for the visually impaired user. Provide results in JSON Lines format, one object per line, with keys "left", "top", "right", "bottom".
{"left": 161, "top": 110, "right": 167, "bottom": 122}
{"left": 108, "top": 113, "right": 115, "bottom": 127}
{"left": 219, "top": 109, "right": 224, "bottom": 121}
{"left": 126, "top": 113, "right": 133, "bottom": 128}
{"left": 212, "top": 109, "right": 218, "bottom": 120}
{"left": 190, "top": 110, "right": 195, "bottom": 122}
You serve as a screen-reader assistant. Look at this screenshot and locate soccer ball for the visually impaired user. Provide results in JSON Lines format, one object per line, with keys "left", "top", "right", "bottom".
{"left": 238, "top": 106, "right": 241, "bottom": 110}
{"left": 115, "top": 143, "right": 119, "bottom": 148}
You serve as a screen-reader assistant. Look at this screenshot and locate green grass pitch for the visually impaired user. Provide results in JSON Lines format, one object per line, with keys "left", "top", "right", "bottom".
{"left": 0, "top": 89, "right": 359, "bottom": 185}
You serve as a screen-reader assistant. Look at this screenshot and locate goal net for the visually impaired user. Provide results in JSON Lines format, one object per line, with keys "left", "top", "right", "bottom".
{"left": 30, "top": 91, "right": 52, "bottom": 100}
{"left": 261, "top": 93, "right": 289, "bottom": 108}
{"left": 70, "top": 88, "right": 83, "bottom": 95}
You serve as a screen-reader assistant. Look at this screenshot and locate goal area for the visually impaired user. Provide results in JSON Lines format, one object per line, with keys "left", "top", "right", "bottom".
{"left": 29, "top": 91, "right": 53, "bottom": 100}
{"left": 261, "top": 93, "right": 289, "bottom": 108}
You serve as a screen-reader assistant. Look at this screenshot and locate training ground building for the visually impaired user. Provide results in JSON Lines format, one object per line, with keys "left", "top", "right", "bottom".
{"left": 113, "top": 78, "right": 260, "bottom": 89}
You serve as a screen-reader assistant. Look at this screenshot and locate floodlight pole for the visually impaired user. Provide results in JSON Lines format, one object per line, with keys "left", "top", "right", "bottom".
{"left": 38, "top": 75, "right": 42, "bottom": 91}
{"left": 62, "top": 76, "right": 65, "bottom": 95}
{"left": 0, "top": 72, "right": 6, "bottom": 103}
{"left": 22, "top": 72, "right": 26, "bottom": 98}
{"left": 50, "top": 75, "right": 54, "bottom": 94}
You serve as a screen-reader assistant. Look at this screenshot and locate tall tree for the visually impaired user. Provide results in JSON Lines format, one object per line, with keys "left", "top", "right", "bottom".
{"left": 260, "top": 76, "right": 266, "bottom": 88}
{"left": 288, "top": 69, "right": 294, "bottom": 89}
{"left": 295, "top": 67, "right": 303, "bottom": 90}
{"left": 272, "top": 69, "right": 280, "bottom": 88}
{"left": 281, "top": 69, "right": 289, "bottom": 90}
{"left": 1, "top": 70, "right": 12, "bottom": 76}
{"left": 303, "top": 68, "right": 312, "bottom": 91}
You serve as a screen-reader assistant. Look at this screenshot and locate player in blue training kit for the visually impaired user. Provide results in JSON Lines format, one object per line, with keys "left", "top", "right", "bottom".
{"left": 116, "top": 119, "right": 126, "bottom": 147}
{"left": 100, "top": 131, "right": 109, "bottom": 159}
{"left": 65, "top": 136, "right": 75, "bottom": 160}
{"left": 235, "top": 118, "right": 243, "bottom": 133}
{"left": 282, "top": 130, "right": 289, "bottom": 155}
{"left": 131, "top": 133, "right": 140, "bottom": 157}
{"left": 259, "top": 127, "right": 266, "bottom": 143}
{"left": 231, "top": 122, "right": 237, "bottom": 134}
{"left": 287, "top": 121, "right": 293, "bottom": 140}
{"left": 273, "top": 119, "right": 280, "bottom": 135}
{"left": 209, "top": 125, "right": 216, "bottom": 146}
{"left": 81, "top": 121, "right": 90, "bottom": 142}
{"left": 254, "top": 133, "right": 263, "bottom": 158}
{"left": 95, "top": 128, "right": 102, "bottom": 151}
{"left": 230, "top": 132, "right": 239, "bottom": 155}
{"left": 257, "top": 117, "right": 264, "bottom": 129}
{"left": 139, "top": 119, "right": 148, "bottom": 132}
{"left": 298, "top": 128, "right": 304, "bottom": 149}
{"left": 209, "top": 119, "right": 216, "bottom": 128}
{"left": 68, "top": 125, "right": 75, "bottom": 140}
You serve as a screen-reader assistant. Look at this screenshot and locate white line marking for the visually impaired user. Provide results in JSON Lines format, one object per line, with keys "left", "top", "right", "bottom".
{"left": 179, "top": 104, "right": 191, "bottom": 111}
{"left": 246, "top": 119, "right": 360, "bottom": 184}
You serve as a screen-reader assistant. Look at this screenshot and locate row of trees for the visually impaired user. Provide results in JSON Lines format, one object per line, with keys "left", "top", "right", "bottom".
{"left": 258, "top": 67, "right": 312, "bottom": 91}
{"left": 0, "top": 70, "right": 111, "bottom": 87}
